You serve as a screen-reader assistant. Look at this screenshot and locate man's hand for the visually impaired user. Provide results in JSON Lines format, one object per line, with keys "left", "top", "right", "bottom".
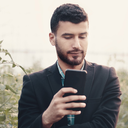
{"left": 42, "top": 87, "right": 86, "bottom": 128}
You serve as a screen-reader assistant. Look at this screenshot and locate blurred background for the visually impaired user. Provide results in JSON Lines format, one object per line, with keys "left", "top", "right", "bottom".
{"left": 0, "top": 0, "right": 128, "bottom": 70}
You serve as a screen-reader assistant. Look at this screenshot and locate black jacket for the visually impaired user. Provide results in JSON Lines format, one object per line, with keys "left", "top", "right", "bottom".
{"left": 18, "top": 60, "right": 121, "bottom": 128}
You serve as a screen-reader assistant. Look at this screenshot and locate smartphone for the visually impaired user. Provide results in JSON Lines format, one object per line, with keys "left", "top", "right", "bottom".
{"left": 64, "top": 69, "right": 87, "bottom": 111}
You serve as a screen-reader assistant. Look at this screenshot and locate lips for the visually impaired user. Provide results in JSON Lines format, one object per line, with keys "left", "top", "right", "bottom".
{"left": 67, "top": 50, "right": 83, "bottom": 54}
{"left": 70, "top": 52, "right": 81, "bottom": 54}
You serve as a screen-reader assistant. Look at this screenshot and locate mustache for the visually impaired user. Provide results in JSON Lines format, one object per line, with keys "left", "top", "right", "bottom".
{"left": 67, "top": 50, "right": 83, "bottom": 54}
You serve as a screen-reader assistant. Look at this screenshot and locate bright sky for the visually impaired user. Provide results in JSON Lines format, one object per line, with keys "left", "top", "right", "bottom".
{"left": 0, "top": 0, "right": 128, "bottom": 68}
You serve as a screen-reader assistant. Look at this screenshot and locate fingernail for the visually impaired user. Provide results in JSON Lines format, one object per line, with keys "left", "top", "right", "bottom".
{"left": 74, "top": 89, "right": 78, "bottom": 93}
{"left": 83, "top": 103, "right": 86, "bottom": 107}
{"left": 82, "top": 96, "right": 86, "bottom": 99}
{"left": 78, "top": 111, "right": 81, "bottom": 114}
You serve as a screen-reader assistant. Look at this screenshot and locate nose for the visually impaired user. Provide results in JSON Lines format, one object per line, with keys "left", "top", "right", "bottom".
{"left": 72, "top": 37, "right": 81, "bottom": 49}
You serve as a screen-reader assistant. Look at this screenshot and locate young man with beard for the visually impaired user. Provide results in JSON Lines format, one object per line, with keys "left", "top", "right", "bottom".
{"left": 18, "top": 3, "right": 121, "bottom": 128}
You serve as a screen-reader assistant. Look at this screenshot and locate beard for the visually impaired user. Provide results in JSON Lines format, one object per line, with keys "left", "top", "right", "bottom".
{"left": 55, "top": 39, "right": 85, "bottom": 66}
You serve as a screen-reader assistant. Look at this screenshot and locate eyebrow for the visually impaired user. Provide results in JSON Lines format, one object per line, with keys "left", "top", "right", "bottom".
{"left": 62, "top": 33, "right": 73, "bottom": 36}
{"left": 62, "top": 32, "right": 88, "bottom": 36}
{"left": 79, "top": 32, "right": 88, "bottom": 35}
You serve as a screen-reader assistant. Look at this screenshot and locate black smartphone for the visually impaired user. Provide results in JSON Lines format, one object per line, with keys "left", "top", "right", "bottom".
{"left": 64, "top": 69, "right": 87, "bottom": 111}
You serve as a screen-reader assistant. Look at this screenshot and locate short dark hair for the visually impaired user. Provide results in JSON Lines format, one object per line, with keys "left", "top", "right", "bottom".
{"left": 50, "top": 3, "right": 88, "bottom": 33}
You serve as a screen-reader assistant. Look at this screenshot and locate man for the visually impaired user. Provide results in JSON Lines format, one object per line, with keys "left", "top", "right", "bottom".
{"left": 18, "top": 3, "right": 121, "bottom": 128}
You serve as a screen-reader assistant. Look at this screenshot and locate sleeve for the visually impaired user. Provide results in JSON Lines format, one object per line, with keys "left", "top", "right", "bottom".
{"left": 18, "top": 75, "right": 43, "bottom": 128}
{"left": 59, "top": 67, "right": 122, "bottom": 128}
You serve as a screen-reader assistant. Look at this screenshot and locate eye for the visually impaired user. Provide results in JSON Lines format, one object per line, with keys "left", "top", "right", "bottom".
{"left": 64, "top": 36, "right": 72, "bottom": 39}
{"left": 79, "top": 36, "right": 86, "bottom": 39}
{"left": 79, "top": 34, "right": 87, "bottom": 39}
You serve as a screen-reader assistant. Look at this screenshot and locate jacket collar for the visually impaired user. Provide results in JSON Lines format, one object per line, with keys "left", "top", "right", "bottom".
{"left": 75, "top": 60, "right": 94, "bottom": 124}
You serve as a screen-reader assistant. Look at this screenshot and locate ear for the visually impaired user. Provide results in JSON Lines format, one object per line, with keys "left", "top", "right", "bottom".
{"left": 49, "top": 32, "right": 55, "bottom": 46}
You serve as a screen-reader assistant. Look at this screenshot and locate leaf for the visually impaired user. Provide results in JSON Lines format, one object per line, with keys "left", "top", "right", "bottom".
{"left": 0, "top": 57, "right": 2, "bottom": 61}
{"left": 5, "top": 73, "right": 14, "bottom": 78}
{"left": 12, "top": 63, "right": 16, "bottom": 68}
{"left": 0, "top": 114, "right": 6, "bottom": 121}
{"left": 5, "top": 85, "right": 17, "bottom": 94}
{"left": 1, "top": 49, "right": 5, "bottom": 52}
{"left": 19, "top": 65, "right": 27, "bottom": 75}
{"left": 2, "top": 60, "right": 7, "bottom": 63}
{"left": 5, "top": 52, "right": 9, "bottom": 56}
{"left": 0, "top": 84, "right": 5, "bottom": 91}
{"left": 0, "top": 40, "right": 3, "bottom": 44}
{"left": 0, "top": 94, "right": 13, "bottom": 108}
{"left": 4, "top": 107, "right": 13, "bottom": 114}
{"left": 4, "top": 49, "right": 8, "bottom": 53}
{"left": 4, "top": 50, "right": 9, "bottom": 57}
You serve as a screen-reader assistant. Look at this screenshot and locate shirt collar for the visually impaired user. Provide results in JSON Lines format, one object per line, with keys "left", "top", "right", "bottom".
{"left": 57, "top": 60, "right": 85, "bottom": 79}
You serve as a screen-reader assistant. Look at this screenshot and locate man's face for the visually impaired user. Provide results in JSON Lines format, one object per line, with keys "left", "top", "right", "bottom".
{"left": 50, "top": 21, "right": 89, "bottom": 66}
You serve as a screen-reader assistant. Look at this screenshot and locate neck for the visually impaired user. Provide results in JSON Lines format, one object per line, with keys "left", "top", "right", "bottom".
{"left": 57, "top": 58, "right": 84, "bottom": 75}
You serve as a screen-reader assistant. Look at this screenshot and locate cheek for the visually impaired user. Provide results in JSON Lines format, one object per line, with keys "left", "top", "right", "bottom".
{"left": 60, "top": 43, "right": 71, "bottom": 52}
{"left": 82, "top": 42, "right": 88, "bottom": 50}
{"left": 57, "top": 43, "right": 68, "bottom": 54}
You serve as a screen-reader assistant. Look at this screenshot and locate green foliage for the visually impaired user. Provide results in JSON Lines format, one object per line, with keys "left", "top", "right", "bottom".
{"left": 107, "top": 54, "right": 128, "bottom": 127}
{"left": 0, "top": 40, "right": 44, "bottom": 127}
{"left": 0, "top": 41, "right": 26, "bottom": 128}
{"left": 0, "top": 68, "right": 22, "bottom": 128}
{"left": 0, "top": 40, "right": 27, "bottom": 74}
{"left": 116, "top": 69, "right": 128, "bottom": 128}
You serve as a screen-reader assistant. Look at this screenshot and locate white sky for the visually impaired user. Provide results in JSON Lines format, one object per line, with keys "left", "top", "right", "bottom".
{"left": 0, "top": 0, "right": 128, "bottom": 68}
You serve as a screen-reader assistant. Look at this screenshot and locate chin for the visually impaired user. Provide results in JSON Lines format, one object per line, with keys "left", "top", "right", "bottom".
{"left": 67, "top": 58, "right": 84, "bottom": 66}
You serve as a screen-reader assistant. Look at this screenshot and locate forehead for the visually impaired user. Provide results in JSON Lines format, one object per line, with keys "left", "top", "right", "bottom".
{"left": 56, "top": 21, "right": 89, "bottom": 35}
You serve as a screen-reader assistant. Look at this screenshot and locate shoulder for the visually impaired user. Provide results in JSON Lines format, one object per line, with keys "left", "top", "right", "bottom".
{"left": 86, "top": 61, "right": 117, "bottom": 78}
{"left": 23, "top": 62, "right": 57, "bottom": 82}
{"left": 94, "top": 62, "right": 117, "bottom": 76}
{"left": 87, "top": 61, "right": 112, "bottom": 72}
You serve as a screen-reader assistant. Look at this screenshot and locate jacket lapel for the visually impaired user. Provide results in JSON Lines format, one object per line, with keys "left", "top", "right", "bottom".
{"left": 47, "top": 62, "right": 62, "bottom": 96}
{"left": 84, "top": 61, "right": 94, "bottom": 100}
{"left": 47, "top": 62, "right": 68, "bottom": 126}
{"left": 75, "top": 60, "right": 94, "bottom": 124}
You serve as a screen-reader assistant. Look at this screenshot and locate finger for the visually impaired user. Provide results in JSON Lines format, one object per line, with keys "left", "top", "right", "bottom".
{"left": 55, "top": 87, "right": 77, "bottom": 97}
{"left": 64, "top": 102, "right": 86, "bottom": 109}
{"left": 62, "top": 95, "right": 86, "bottom": 103}
{"left": 62, "top": 109, "right": 81, "bottom": 115}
